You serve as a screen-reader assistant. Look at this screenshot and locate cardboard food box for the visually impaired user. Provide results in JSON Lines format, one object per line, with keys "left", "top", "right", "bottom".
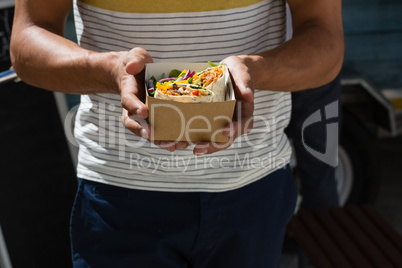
{"left": 145, "top": 62, "right": 236, "bottom": 142}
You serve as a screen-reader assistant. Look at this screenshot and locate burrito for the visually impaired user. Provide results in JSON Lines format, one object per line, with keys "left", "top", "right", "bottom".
{"left": 148, "top": 64, "right": 227, "bottom": 103}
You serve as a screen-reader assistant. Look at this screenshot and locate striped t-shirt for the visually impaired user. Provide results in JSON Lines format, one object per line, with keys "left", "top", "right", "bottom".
{"left": 73, "top": 0, "right": 292, "bottom": 192}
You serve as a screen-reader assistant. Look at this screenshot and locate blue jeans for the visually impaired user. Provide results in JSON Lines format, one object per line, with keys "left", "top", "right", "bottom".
{"left": 70, "top": 166, "right": 297, "bottom": 268}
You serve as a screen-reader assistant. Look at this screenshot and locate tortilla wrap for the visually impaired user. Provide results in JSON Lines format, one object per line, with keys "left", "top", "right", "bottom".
{"left": 154, "top": 90, "right": 214, "bottom": 103}
{"left": 154, "top": 65, "right": 227, "bottom": 103}
{"left": 205, "top": 65, "right": 227, "bottom": 102}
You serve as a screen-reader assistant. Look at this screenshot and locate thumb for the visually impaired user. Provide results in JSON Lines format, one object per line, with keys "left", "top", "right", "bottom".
{"left": 125, "top": 47, "right": 153, "bottom": 75}
{"left": 227, "top": 69, "right": 254, "bottom": 103}
{"left": 238, "top": 84, "right": 254, "bottom": 103}
{"left": 222, "top": 57, "right": 254, "bottom": 103}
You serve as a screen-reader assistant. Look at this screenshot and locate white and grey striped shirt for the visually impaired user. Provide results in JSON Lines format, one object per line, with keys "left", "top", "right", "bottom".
{"left": 73, "top": 0, "right": 292, "bottom": 192}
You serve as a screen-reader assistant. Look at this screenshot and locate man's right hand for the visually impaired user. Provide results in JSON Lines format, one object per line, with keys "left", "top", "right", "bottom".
{"left": 119, "top": 47, "right": 153, "bottom": 140}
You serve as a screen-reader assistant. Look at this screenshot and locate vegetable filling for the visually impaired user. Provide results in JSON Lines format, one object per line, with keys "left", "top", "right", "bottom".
{"left": 148, "top": 63, "right": 224, "bottom": 97}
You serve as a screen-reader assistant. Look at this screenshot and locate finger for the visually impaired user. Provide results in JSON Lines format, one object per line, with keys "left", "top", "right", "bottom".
{"left": 228, "top": 69, "right": 254, "bottom": 103}
{"left": 221, "top": 57, "right": 254, "bottom": 103}
{"left": 122, "top": 108, "right": 152, "bottom": 139}
{"left": 239, "top": 86, "right": 254, "bottom": 103}
{"left": 222, "top": 119, "right": 253, "bottom": 138}
{"left": 120, "top": 48, "right": 153, "bottom": 119}
{"left": 155, "top": 141, "right": 191, "bottom": 152}
{"left": 120, "top": 70, "right": 149, "bottom": 119}
{"left": 120, "top": 76, "right": 148, "bottom": 118}
{"left": 193, "top": 139, "right": 234, "bottom": 156}
{"left": 125, "top": 47, "right": 153, "bottom": 75}
{"left": 222, "top": 99, "right": 254, "bottom": 136}
{"left": 175, "top": 141, "right": 191, "bottom": 150}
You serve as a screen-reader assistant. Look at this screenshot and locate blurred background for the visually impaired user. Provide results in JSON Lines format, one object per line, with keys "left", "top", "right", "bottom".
{"left": 1, "top": 0, "right": 401, "bottom": 267}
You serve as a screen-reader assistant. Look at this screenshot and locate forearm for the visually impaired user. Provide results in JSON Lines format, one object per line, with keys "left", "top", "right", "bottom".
{"left": 10, "top": 25, "right": 121, "bottom": 94}
{"left": 244, "top": 24, "right": 344, "bottom": 92}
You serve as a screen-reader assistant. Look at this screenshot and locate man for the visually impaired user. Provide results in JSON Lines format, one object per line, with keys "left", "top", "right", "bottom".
{"left": 11, "top": 0, "right": 344, "bottom": 267}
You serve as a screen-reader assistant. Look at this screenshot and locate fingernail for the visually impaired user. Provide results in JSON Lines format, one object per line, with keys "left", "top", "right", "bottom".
{"left": 135, "top": 108, "right": 143, "bottom": 117}
{"left": 159, "top": 142, "right": 173, "bottom": 151}
{"left": 222, "top": 127, "right": 233, "bottom": 137}
{"left": 176, "top": 143, "right": 187, "bottom": 150}
{"left": 246, "top": 87, "right": 254, "bottom": 102}
{"left": 159, "top": 142, "right": 167, "bottom": 147}
{"left": 195, "top": 148, "right": 208, "bottom": 156}
{"left": 140, "top": 128, "right": 148, "bottom": 139}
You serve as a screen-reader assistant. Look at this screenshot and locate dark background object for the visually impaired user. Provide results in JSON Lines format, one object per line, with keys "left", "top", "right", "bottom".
{"left": 1, "top": 6, "right": 77, "bottom": 267}
{"left": 342, "top": 0, "right": 402, "bottom": 90}
{"left": 0, "top": 5, "right": 13, "bottom": 71}
{"left": 0, "top": 79, "right": 78, "bottom": 268}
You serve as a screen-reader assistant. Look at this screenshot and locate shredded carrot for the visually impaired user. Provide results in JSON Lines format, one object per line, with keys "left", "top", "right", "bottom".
{"left": 200, "top": 66, "right": 223, "bottom": 87}
{"left": 155, "top": 66, "right": 223, "bottom": 97}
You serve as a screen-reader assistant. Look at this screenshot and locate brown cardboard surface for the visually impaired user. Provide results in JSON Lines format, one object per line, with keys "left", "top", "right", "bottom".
{"left": 145, "top": 63, "right": 236, "bottom": 142}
